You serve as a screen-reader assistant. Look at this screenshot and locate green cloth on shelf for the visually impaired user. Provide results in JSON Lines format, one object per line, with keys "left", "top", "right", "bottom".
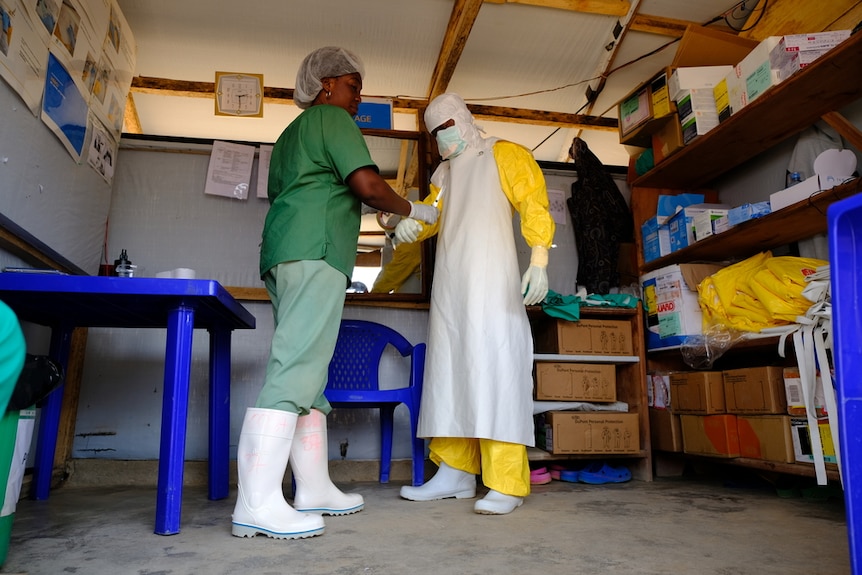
{"left": 541, "top": 290, "right": 639, "bottom": 322}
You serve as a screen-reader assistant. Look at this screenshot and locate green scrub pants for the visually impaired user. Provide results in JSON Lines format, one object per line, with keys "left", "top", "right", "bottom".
{"left": 0, "top": 301, "right": 25, "bottom": 414}
{"left": 256, "top": 260, "right": 346, "bottom": 415}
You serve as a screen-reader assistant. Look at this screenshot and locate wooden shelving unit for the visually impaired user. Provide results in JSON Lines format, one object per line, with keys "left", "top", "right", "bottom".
{"left": 631, "top": 32, "right": 862, "bottom": 480}
{"left": 529, "top": 305, "right": 652, "bottom": 481}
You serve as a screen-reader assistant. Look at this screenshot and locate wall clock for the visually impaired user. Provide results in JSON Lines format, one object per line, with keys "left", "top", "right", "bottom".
{"left": 215, "top": 72, "right": 264, "bottom": 117}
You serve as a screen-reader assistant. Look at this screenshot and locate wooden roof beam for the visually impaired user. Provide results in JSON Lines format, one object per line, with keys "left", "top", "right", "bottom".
{"left": 483, "top": 0, "right": 630, "bottom": 17}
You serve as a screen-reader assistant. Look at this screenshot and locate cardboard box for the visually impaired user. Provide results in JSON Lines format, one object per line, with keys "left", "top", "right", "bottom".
{"left": 680, "top": 110, "right": 720, "bottom": 144}
{"left": 723, "top": 366, "right": 787, "bottom": 414}
{"left": 675, "top": 87, "right": 719, "bottom": 119}
{"left": 648, "top": 371, "right": 671, "bottom": 408}
{"left": 774, "top": 30, "right": 852, "bottom": 52}
{"left": 667, "top": 204, "right": 730, "bottom": 251}
{"left": 641, "top": 216, "right": 672, "bottom": 263}
{"left": 671, "top": 25, "right": 759, "bottom": 68}
{"left": 534, "top": 362, "right": 616, "bottom": 402}
{"left": 650, "top": 407, "right": 683, "bottom": 452}
{"left": 681, "top": 414, "right": 740, "bottom": 458}
{"left": 619, "top": 83, "right": 653, "bottom": 137}
{"left": 650, "top": 71, "right": 671, "bottom": 118}
{"left": 616, "top": 25, "right": 757, "bottom": 148}
{"left": 693, "top": 208, "right": 729, "bottom": 241}
{"left": 651, "top": 114, "right": 685, "bottom": 164}
{"left": 783, "top": 366, "right": 828, "bottom": 418}
{"left": 670, "top": 371, "right": 726, "bottom": 414}
{"left": 769, "top": 31, "right": 852, "bottom": 82}
{"left": 714, "top": 67, "right": 746, "bottom": 120}
{"left": 790, "top": 417, "right": 837, "bottom": 464}
{"left": 737, "top": 36, "right": 783, "bottom": 104}
{"left": 538, "top": 411, "right": 640, "bottom": 455}
{"left": 769, "top": 174, "right": 821, "bottom": 211}
{"left": 532, "top": 318, "right": 634, "bottom": 356}
{"left": 641, "top": 262, "right": 724, "bottom": 350}
{"left": 655, "top": 193, "right": 705, "bottom": 224}
{"left": 737, "top": 415, "right": 795, "bottom": 463}
{"left": 668, "top": 66, "right": 733, "bottom": 101}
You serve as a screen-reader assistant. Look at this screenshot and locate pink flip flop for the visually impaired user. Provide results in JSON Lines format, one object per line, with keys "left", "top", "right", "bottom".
{"left": 530, "top": 467, "right": 552, "bottom": 485}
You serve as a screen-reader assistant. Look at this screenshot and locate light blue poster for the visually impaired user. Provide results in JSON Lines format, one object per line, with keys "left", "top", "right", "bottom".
{"left": 41, "top": 51, "right": 87, "bottom": 160}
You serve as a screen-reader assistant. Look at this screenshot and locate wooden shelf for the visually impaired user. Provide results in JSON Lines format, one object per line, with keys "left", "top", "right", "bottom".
{"left": 633, "top": 31, "right": 862, "bottom": 190}
{"left": 641, "top": 176, "right": 861, "bottom": 273}
{"left": 630, "top": 35, "right": 859, "bottom": 482}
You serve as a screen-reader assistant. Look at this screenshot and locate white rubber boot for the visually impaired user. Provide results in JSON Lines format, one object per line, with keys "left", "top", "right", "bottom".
{"left": 474, "top": 489, "right": 524, "bottom": 515}
{"left": 291, "top": 409, "right": 364, "bottom": 515}
{"left": 399, "top": 461, "right": 476, "bottom": 501}
{"left": 231, "top": 408, "right": 325, "bottom": 539}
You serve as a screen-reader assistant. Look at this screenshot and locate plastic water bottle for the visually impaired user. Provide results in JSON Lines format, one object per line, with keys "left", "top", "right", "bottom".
{"left": 786, "top": 171, "right": 803, "bottom": 188}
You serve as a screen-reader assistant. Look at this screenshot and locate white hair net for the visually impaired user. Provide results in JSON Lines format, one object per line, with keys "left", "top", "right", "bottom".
{"left": 294, "top": 46, "right": 365, "bottom": 110}
{"left": 424, "top": 93, "right": 487, "bottom": 150}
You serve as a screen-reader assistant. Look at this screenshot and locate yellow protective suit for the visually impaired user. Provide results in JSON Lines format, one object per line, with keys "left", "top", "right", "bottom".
{"left": 698, "top": 251, "right": 828, "bottom": 332}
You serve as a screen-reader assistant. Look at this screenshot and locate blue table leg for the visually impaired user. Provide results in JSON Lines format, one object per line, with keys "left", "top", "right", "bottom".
{"left": 208, "top": 328, "right": 231, "bottom": 501}
{"left": 155, "top": 305, "right": 194, "bottom": 535}
{"left": 32, "top": 326, "right": 73, "bottom": 500}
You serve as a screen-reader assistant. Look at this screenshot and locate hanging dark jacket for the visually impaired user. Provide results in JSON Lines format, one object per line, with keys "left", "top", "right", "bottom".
{"left": 566, "top": 137, "right": 634, "bottom": 294}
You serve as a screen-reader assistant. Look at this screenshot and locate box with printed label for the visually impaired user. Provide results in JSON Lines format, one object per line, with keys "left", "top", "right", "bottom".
{"left": 668, "top": 66, "right": 733, "bottom": 101}
{"left": 737, "top": 415, "right": 795, "bottom": 463}
{"left": 670, "top": 371, "right": 725, "bottom": 414}
{"left": 737, "top": 36, "right": 783, "bottom": 104}
{"left": 693, "top": 208, "right": 729, "bottom": 241}
{"left": 534, "top": 362, "right": 616, "bottom": 402}
{"left": 714, "top": 66, "right": 746, "bottom": 120}
{"left": 532, "top": 317, "right": 633, "bottom": 356}
{"left": 790, "top": 417, "right": 837, "bottom": 464}
{"left": 650, "top": 407, "right": 683, "bottom": 452}
{"left": 680, "top": 111, "right": 720, "bottom": 145}
{"left": 768, "top": 31, "right": 851, "bottom": 82}
{"left": 783, "top": 366, "right": 828, "bottom": 418}
{"left": 642, "top": 216, "right": 672, "bottom": 263}
{"left": 681, "top": 414, "right": 739, "bottom": 458}
{"left": 723, "top": 366, "right": 787, "bottom": 414}
{"left": 641, "top": 262, "right": 723, "bottom": 350}
{"left": 539, "top": 411, "right": 640, "bottom": 455}
{"left": 667, "top": 204, "right": 730, "bottom": 252}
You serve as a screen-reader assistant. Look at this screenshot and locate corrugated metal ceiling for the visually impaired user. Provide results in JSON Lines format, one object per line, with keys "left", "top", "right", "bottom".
{"left": 117, "top": 0, "right": 757, "bottom": 166}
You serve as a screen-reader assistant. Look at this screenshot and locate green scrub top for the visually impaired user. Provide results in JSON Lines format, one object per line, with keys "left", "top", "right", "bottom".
{"left": 260, "top": 104, "right": 377, "bottom": 280}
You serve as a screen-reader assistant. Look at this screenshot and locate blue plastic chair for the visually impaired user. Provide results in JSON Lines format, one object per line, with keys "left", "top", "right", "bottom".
{"left": 325, "top": 319, "right": 426, "bottom": 486}
{"left": 828, "top": 192, "right": 862, "bottom": 574}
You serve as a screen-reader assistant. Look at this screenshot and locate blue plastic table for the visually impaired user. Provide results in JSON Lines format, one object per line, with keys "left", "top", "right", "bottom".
{"left": 0, "top": 273, "right": 256, "bottom": 535}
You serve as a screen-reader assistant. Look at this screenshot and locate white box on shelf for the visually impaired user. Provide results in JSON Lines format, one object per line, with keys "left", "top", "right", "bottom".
{"left": 769, "top": 175, "right": 821, "bottom": 211}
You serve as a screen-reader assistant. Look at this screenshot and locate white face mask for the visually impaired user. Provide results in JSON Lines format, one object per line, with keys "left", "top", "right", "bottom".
{"left": 435, "top": 125, "right": 467, "bottom": 160}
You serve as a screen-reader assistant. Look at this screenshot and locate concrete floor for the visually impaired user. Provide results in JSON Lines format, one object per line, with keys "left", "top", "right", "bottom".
{"left": 2, "top": 463, "right": 851, "bottom": 575}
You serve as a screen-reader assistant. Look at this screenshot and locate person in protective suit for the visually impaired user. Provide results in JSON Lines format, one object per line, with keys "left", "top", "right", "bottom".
{"left": 231, "top": 46, "right": 439, "bottom": 540}
{"left": 395, "top": 93, "right": 554, "bottom": 514}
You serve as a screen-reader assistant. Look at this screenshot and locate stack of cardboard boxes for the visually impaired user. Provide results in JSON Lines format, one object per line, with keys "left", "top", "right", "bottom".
{"left": 531, "top": 316, "right": 640, "bottom": 456}
{"left": 649, "top": 365, "right": 836, "bottom": 466}
{"left": 619, "top": 27, "right": 851, "bottom": 172}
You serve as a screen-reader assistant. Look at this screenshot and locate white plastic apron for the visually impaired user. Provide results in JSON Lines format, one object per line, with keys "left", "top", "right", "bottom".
{"left": 417, "top": 145, "right": 535, "bottom": 446}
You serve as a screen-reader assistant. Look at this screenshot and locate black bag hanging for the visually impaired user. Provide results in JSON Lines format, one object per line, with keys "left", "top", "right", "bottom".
{"left": 566, "top": 137, "right": 634, "bottom": 295}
